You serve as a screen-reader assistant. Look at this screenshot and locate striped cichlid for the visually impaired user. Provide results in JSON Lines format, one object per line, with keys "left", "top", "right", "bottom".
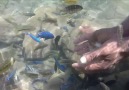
{"left": 64, "top": 0, "right": 78, "bottom": 4}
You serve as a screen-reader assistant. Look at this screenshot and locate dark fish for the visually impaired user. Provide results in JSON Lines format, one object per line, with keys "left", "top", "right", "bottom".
{"left": 22, "top": 47, "right": 26, "bottom": 60}
{"left": 65, "top": 5, "right": 83, "bottom": 14}
{"left": 54, "top": 36, "right": 68, "bottom": 59}
{"left": 36, "top": 31, "right": 54, "bottom": 40}
{"left": 26, "top": 58, "right": 44, "bottom": 61}
{"left": 58, "top": 46, "right": 69, "bottom": 59}
{"left": 25, "top": 32, "right": 41, "bottom": 43}
{"left": 54, "top": 35, "right": 61, "bottom": 49}
{"left": 53, "top": 57, "right": 67, "bottom": 72}
{"left": 27, "top": 61, "right": 44, "bottom": 65}
{"left": 22, "top": 12, "right": 35, "bottom": 17}
{"left": 105, "top": 80, "right": 116, "bottom": 86}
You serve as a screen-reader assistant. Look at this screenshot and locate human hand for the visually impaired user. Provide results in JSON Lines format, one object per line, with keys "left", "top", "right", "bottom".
{"left": 72, "top": 25, "right": 129, "bottom": 74}
{"left": 74, "top": 25, "right": 118, "bottom": 55}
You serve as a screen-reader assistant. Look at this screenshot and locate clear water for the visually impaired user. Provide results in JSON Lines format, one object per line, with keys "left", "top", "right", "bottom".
{"left": 0, "top": 0, "right": 129, "bottom": 90}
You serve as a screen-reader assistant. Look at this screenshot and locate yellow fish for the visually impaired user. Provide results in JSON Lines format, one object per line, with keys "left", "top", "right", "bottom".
{"left": 64, "top": 0, "right": 78, "bottom": 4}
{"left": 0, "top": 57, "right": 15, "bottom": 75}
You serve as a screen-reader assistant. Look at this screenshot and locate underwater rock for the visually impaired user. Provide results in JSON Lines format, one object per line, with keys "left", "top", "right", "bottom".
{"left": 43, "top": 71, "right": 71, "bottom": 90}
{"left": 0, "top": 16, "right": 12, "bottom": 27}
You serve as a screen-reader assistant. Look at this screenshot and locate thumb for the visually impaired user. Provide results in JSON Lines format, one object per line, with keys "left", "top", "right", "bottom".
{"left": 80, "top": 46, "right": 106, "bottom": 65}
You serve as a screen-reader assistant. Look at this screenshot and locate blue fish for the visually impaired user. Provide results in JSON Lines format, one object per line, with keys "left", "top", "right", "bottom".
{"left": 36, "top": 31, "right": 54, "bottom": 40}
{"left": 53, "top": 57, "right": 67, "bottom": 72}
{"left": 25, "top": 32, "right": 41, "bottom": 43}
{"left": 6, "top": 69, "right": 17, "bottom": 82}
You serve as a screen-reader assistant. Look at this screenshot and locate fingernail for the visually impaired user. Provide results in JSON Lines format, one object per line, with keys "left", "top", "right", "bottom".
{"left": 79, "top": 26, "right": 83, "bottom": 30}
{"left": 80, "top": 56, "right": 87, "bottom": 64}
{"left": 72, "top": 63, "right": 79, "bottom": 68}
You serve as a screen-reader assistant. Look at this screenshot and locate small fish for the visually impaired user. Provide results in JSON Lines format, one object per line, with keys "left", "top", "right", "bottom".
{"left": 26, "top": 58, "right": 44, "bottom": 61}
{"left": 67, "top": 18, "right": 75, "bottom": 27}
{"left": 25, "top": 65, "right": 39, "bottom": 75}
{"left": 4, "top": 16, "right": 18, "bottom": 26}
{"left": 22, "top": 12, "right": 35, "bottom": 17}
{"left": 0, "top": 57, "right": 15, "bottom": 75}
{"left": 58, "top": 46, "right": 69, "bottom": 59}
{"left": 53, "top": 57, "right": 67, "bottom": 72}
{"left": 64, "top": 0, "right": 78, "bottom": 4}
{"left": 25, "top": 32, "right": 41, "bottom": 43}
{"left": 6, "top": 69, "right": 17, "bottom": 82}
{"left": 36, "top": 31, "right": 54, "bottom": 40}
{"left": 32, "top": 78, "right": 48, "bottom": 90}
{"left": 27, "top": 61, "right": 44, "bottom": 65}
{"left": 38, "top": 14, "right": 58, "bottom": 26}
{"left": 16, "top": 24, "right": 35, "bottom": 31}
{"left": 38, "top": 69, "right": 54, "bottom": 75}
{"left": 55, "top": 35, "right": 61, "bottom": 49}
{"left": 64, "top": 5, "right": 83, "bottom": 14}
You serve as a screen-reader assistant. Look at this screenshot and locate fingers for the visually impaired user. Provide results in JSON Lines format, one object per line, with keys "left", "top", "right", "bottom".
{"left": 80, "top": 50, "right": 102, "bottom": 64}
{"left": 77, "top": 48, "right": 88, "bottom": 55}
{"left": 79, "top": 25, "right": 94, "bottom": 33}
{"left": 74, "top": 34, "right": 89, "bottom": 44}
{"left": 85, "top": 61, "right": 111, "bottom": 74}
{"left": 72, "top": 60, "right": 113, "bottom": 74}
{"left": 74, "top": 42, "right": 91, "bottom": 55}
{"left": 74, "top": 25, "right": 94, "bottom": 44}
{"left": 72, "top": 62, "right": 86, "bottom": 73}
